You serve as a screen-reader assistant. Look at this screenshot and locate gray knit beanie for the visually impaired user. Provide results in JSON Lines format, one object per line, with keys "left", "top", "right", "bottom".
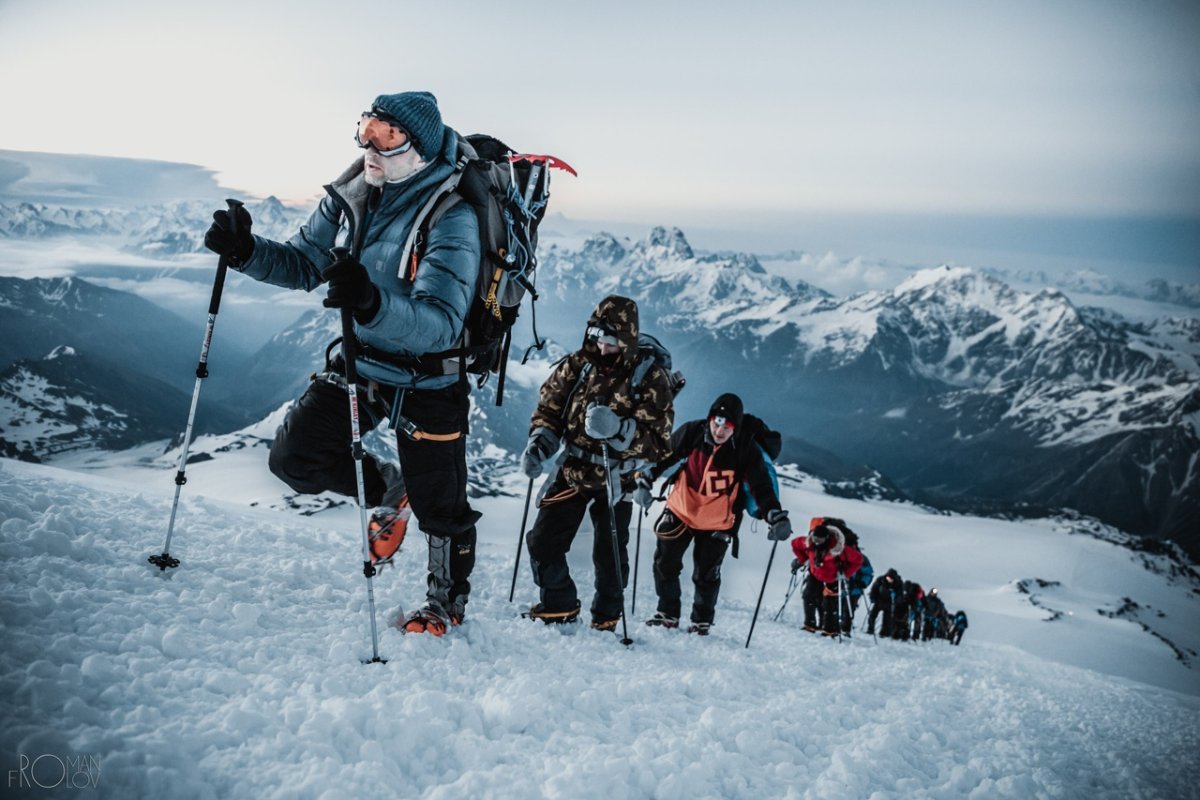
{"left": 370, "top": 91, "right": 445, "bottom": 161}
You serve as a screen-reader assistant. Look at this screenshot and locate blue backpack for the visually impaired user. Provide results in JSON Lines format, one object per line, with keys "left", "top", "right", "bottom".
{"left": 850, "top": 554, "right": 874, "bottom": 597}
{"left": 740, "top": 414, "right": 781, "bottom": 520}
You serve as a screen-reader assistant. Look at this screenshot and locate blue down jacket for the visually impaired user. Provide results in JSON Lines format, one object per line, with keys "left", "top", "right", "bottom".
{"left": 236, "top": 129, "right": 480, "bottom": 391}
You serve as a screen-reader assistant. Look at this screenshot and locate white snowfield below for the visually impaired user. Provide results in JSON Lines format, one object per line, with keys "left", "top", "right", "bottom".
{"left": 1, "top": 457, "right": 1198, "bottom": 800}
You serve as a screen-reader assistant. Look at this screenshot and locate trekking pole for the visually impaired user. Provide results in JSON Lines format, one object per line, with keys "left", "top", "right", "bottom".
{"left": 631, "top": 507, "right": 644, "bottom": 616}
{"left": 861, "top": 600, "right": 878, "bottom": 643}
{"left": 746, "top": 539, "right": 780, "bottom": 649}
{"left": 508, "top": 477, "right": 535, "bottom": 602}
{"left": 327, "top": 247, "right": 385, "bottom": 665}
{"left": 150, "top": 198, "right": 243, "bottom": 572}
{"left": 772, "top": 565, "right": 803, "bottom": 622}
{"left": 838, "top": 573, "right": 851, "bottom": 643}
{"left": 600, "top": 440, "right": 633, "bottom": 646}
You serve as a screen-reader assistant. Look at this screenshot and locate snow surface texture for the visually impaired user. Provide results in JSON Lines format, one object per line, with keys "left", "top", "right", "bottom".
{"left": 2, "top": 457, "right": 1198, "bottom": 799}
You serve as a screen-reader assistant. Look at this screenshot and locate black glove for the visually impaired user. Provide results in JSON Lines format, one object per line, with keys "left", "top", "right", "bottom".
{"left": 322, "top": 257, "right": 381, "bottom": 322}
{"left": 203, "top": 205, "right": 254, "bottom": 265}
{"left": 521, "top": 428, "right": 560, "bottom": 479}
{"left": 767, "top": 509, "right": 792, "bottom": 541}
{"left": 790, "top": 558, "right": 802, "bottom": 574}
{"left": 632, "top": 473, "right": 654, "bottom": 510}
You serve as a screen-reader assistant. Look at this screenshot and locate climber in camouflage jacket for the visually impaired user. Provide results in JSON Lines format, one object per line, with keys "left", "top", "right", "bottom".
{"left": 519, "top": 295, "right": 674, "bottom": 628}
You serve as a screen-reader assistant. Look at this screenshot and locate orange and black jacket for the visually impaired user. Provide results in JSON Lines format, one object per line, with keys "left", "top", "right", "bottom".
{"left": 653, "top": 416, "right": 782, "bottom": 533}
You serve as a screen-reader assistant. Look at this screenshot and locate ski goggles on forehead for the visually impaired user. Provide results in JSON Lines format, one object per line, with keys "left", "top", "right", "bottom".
{"left": 586, "top": 325, "right": 619, "bottom": 346}
{"left": 710, "top": 415, "right": 735, "bottom": 430}
{"left": 355, "top": 111, "right": 413, "bottom": 156}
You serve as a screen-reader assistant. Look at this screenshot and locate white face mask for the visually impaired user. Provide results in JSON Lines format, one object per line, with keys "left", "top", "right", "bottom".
{"left": 363, "top": 147, "right": 427, "bottom": 187}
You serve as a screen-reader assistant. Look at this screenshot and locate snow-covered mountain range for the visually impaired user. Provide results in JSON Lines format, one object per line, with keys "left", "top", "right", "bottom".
{"left": 1, "top": 193, "right": 1197, "bottom": 559}
{"left": 0, "top": 195, "right": 305, "bottom": 257}
{"left": 536, "top": 228, "right": 1199, "bottom": 557}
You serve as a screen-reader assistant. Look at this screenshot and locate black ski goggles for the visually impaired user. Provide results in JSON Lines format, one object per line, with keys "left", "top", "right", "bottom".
{"left": 355, "top": 111, "right": 413, "bottom": 157}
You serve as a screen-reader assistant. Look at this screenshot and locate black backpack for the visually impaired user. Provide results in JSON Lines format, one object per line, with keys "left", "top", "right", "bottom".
{"left": 399, "top": 133, "right": 575, "bottom": 404}
{"left": 819, "top": 516, "right": 860, "bottom": 548}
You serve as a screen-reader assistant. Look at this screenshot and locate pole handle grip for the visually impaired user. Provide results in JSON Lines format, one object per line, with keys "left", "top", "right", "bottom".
{"left": 209, "top": 198, "right": 244, "bottom": 314}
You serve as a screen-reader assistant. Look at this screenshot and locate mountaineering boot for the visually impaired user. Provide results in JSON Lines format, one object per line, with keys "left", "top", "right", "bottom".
{"left": 448, "top": 596, "right": 467, "bottom": 627}
{"left": 802, "top": 623, "right": 818, "bottom": 634}
{"left": 687, "top": 622, "right": 711, "bottom": 636}
{"left": 645, "top": 612, "right": 679, "bottom": 629}
{"left": 526, "top": 601, "right": 581, "bottom": 625}
{"left": 403, "top": 602, "right": 451, "bottom": 636}
{"left": 368, "top": 496, "right": 411, "bottom": 567}
{"left": 590, "top": 616, "right": 620, "bottom": 632}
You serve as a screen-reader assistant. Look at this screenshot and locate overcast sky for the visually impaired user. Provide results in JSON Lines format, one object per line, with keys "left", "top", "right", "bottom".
{"left": 1, "top": 1, "right": 1198, "bottom": 239}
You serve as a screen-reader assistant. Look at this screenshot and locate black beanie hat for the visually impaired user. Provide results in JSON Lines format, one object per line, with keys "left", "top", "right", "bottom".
{"left": 707, "top": 393, "right": 744, "bottom": 429}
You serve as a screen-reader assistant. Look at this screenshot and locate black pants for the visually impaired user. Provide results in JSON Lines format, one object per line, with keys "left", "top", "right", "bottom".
{"left": 525, "top": 477, "right": 631, "bottom": 623}
{"left": 652, "top": 529, "right": 731, "bottom": 625}
{"left": 892, "top": 606, "right": 910, "bottom": 640}
{"left": 869, "top": 595, "right": 899, "bottom": 637}
{"left": 269, "top": 379, "right": 478, "bottom": 612}
{"left": 949, "top": 627, "right": 965, "bottom": 645}
{"left": 802, "top": 577, "right": 846, "bottom": 633}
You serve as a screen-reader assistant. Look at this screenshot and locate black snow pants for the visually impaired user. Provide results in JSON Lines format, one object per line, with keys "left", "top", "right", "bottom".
{"left": 525, "top": 476, "right": 631, "bottom": 624}
{"left": 652, "top": 528, "right": 731, "bottom": 625}
{"left": 268, "top": 378, "right": 478, "bottom": 614}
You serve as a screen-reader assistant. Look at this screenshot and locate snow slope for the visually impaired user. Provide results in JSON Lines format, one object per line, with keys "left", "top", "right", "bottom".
{"left": 2, "top": 454, "right": 1198, "bottom": 799}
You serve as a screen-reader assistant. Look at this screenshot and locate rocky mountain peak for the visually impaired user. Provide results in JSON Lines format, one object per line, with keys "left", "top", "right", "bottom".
{"left": 635, "top": 226, "right": 694, "bottom": 260}
{"left": 579, "top": 232, "right": 627, "bottom": 265}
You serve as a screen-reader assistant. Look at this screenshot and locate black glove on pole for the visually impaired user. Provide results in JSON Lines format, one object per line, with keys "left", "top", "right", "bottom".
{"left": 326, "top": 246, "right": 385, "bottom": 665}
{"left": 508, "top": 477, "right": 536, "bottom": 602}
{"left": 323, "top": 255, "right": 381, "bottom": 321}
{"left": 150, "top": 198, "right": 243, "bottom": 572}
{"left": 746, "top": 539, "right": 780, "bottom": 649}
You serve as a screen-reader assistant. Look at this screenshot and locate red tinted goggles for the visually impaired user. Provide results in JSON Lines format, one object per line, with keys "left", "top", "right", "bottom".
{"left": 355, "top": 111, "right": 413, "bottom": 156}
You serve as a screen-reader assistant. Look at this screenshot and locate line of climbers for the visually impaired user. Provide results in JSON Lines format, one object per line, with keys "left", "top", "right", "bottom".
{"left": 786, "top": 517, "right": 968, "bottom": 644}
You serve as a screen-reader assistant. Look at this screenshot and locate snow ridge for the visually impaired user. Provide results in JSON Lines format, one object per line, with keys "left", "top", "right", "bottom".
{"left": 1, "top": 459, "right": 1197, "bottom": 799}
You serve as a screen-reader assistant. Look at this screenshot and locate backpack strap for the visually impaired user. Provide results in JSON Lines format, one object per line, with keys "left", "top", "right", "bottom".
{"left": 562, "top": 359, "right": 593, "bottom": 421}
{"left": 398, "top": 170, "right": 467, "bottom": 282}
{"left": 630, "top": 353, "right": 655, "bottom": 404}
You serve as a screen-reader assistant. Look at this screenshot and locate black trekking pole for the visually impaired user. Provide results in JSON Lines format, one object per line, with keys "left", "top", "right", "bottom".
{"left": 600, "top": 441, "right": 633, "bottom": 646}
{"left": 508, "top": 477, "right": 535, "bottom": 602}
{"left": 746, "top": 539, "right": 780, "bottom": 649}
{"left": 327, "top": 247, "right": 385, "bottom": 665}
{"left": 150, "top": 198, "right": 243, "bottom": 572}
{"left": 772, "top": 565, "right": 804, "bottom": 622}
{"left": 631, "top": 507, "right": 644, "bottom": 616}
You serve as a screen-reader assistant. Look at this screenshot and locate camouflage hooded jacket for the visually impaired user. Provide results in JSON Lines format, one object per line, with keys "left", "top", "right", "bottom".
{"left": 530, "top": 295, "right": 674, "bottom": 494}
